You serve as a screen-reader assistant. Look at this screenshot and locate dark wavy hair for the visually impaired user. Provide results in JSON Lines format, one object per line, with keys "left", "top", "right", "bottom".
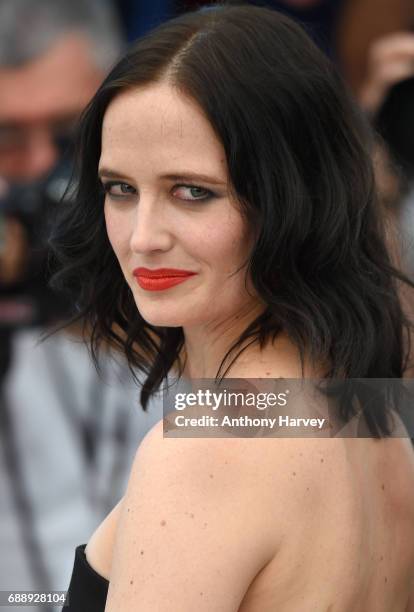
{"left": 47, "top": 4, "right": 414, "bottom": 435}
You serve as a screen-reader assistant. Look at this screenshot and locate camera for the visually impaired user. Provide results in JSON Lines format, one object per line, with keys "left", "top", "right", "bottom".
{"left": 0, "top": 157, "right": 74, "bottom": 327}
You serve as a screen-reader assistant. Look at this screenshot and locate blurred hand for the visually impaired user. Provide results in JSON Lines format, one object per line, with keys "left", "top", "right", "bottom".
{"left": 359, "top": 32, "right": 414, "bottom": 114}
{"left": 0, "top": 216, "right": 28, "bottom": 284}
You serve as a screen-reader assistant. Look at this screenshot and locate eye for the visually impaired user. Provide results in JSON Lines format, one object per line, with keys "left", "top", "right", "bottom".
{"left": 172, "top": 184, "right": 214, "bottom": 202}
{"left": 101, "top": 181, "right": 136, "bottom": 198}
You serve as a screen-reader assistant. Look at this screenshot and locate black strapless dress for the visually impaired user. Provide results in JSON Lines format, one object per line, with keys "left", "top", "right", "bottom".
{"left": 63, "top": 544, "right": 109, "bottom": 611}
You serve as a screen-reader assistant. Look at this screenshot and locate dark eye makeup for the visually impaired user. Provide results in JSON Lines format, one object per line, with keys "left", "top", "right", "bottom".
{"left": 99, "top": 180, "right": 215, "bottom": 202}
{"left": 100, "top": 181, "right": 136, "bottom": 197}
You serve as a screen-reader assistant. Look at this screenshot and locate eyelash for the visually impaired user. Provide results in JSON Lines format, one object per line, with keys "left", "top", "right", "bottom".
{"left": 100, "top": 180, "right": 215, "bottom": 203}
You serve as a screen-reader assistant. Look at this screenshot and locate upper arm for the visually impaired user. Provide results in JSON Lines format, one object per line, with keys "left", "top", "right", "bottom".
{"left": 105, "top": 419, "right": 281, "bottom": 612}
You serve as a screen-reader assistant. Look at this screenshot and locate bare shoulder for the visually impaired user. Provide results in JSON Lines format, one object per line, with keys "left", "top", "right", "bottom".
{"left": 130, "top": 418, "right": 347, "bottom": 558}
{"left": 105, "top": 416, "right": 331, "bottom": 611}
{"left": 130, "top": 416, "right": 320, "bottom": 508}
{"left": 136, "top": 416, "right": 334, "bottom": 488}
{"left": 125, "top": 416, "right": 341, "bottom": 548}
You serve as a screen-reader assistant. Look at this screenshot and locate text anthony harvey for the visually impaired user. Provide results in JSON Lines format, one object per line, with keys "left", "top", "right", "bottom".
{"left": 175, "top": 415, "right": 327, "bottom": 428}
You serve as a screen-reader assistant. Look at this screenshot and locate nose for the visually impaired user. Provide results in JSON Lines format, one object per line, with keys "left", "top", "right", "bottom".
{"left": 129, "top": 195, "right": 173, "bottom": 254}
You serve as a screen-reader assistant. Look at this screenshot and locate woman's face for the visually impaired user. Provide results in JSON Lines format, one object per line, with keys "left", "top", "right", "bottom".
{"left": 100, "top": 82, "right": 259, "bottom": 329}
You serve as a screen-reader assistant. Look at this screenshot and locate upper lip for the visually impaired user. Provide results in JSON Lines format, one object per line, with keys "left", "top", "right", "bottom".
{"left": 133, "top": 267, "right": 196, "bottom": 278}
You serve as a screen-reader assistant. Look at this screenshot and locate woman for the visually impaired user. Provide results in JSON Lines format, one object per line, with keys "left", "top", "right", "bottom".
{"left": 53, "top": 5, "right": 414, "bottom": 610}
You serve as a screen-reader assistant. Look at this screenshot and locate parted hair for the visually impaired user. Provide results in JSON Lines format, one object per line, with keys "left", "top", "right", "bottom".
{"left": 48, "top": 4, "right": 414, "bottom": 436}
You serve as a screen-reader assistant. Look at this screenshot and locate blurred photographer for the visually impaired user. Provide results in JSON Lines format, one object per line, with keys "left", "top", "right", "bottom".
{"left": 0, "top": 1, "right": 147, "bottom": 606}
{"left": 0, "top": 1, "right": 122, "bottom": 334}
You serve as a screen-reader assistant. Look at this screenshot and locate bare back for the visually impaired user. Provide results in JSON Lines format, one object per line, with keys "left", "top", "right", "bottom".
{"left": 238, "top": 435, "right": 414, "bottom": 612}
{"left": 233, "top": 340, "right": 414, "bottom": 611}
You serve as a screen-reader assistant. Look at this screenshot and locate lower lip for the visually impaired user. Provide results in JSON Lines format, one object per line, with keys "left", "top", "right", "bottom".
{"left": 134, "top": 274, "right": 196, "bottom": 292}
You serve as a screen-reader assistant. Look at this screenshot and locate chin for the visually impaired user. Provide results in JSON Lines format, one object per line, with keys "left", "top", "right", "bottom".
{"left": 135, "top": 300, "right": 192, "bottom": 328}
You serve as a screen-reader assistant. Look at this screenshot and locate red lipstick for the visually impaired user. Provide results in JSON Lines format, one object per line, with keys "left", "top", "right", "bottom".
{"left": 132, "top": 267, "right": 197, "bottom": 292}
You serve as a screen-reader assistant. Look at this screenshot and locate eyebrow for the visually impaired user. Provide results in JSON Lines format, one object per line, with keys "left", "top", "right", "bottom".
{"left": 98, "top": 167, "right": 227, "bottom": 185}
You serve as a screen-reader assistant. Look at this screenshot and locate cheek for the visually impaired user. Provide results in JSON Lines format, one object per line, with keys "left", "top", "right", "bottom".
{"left": 197, "top": 216, "right": 250, "bottom": 274}
{"left": 104, "top": 204, "right": 129, "bottom": 257}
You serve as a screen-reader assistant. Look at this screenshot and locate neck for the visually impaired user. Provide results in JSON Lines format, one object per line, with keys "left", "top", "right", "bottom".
{"left": 181, "top": 301, "right": 265, "bottom": 379}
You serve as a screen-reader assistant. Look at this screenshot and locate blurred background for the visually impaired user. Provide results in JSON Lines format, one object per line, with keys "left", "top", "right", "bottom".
{"left": 0, "top": 0, "right": 413, "bottom": 610}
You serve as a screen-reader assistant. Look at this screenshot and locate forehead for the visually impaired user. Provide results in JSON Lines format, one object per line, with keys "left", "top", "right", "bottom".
{"left": 100, "top": 83, "right": 227, "bottom": 176}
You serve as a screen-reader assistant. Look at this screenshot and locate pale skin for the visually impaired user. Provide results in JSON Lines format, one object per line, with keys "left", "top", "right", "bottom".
{"left": 86, "top": 81, "right": 414, "bottom": 611}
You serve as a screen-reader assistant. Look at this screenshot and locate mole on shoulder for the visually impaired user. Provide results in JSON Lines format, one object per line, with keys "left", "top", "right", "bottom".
{"left": 160, "top": 519, "right": 166, "bottom": 526}
{"left": 209, "top": 474, "right": 214, "bottom": 479}
{"left": 381, "top": 484, "right": 385, "bottom": 490}
{"left": 140, "top": 550, "right": 144, "bottom": 555}
{"left": 130, "top": 579, "right": 134, "bottom": 585}
{"left": 320, "top": 458, "right": 324, "bottom": 463}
